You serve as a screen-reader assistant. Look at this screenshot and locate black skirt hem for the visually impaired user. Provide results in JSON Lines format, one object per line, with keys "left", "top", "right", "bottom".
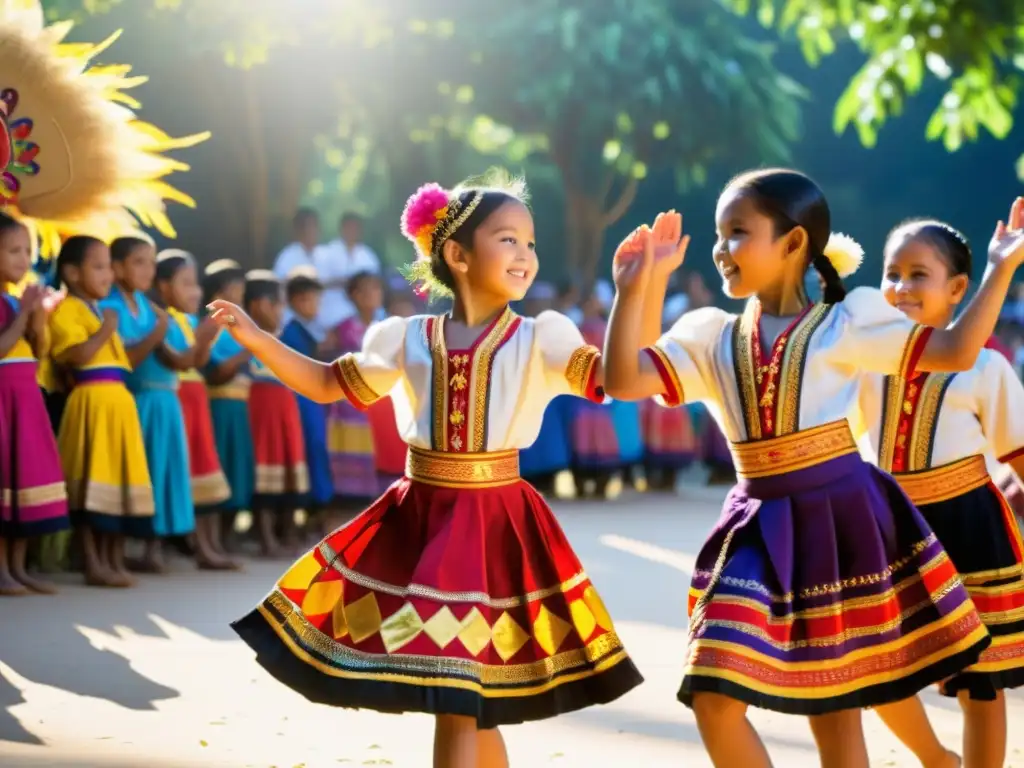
{"left": 250, "top": 492, "right": 311, "bottom": 511}
{"left": 232, "top": 608, "right": 644, "bottom": 729}
{"left": 0, "top": 515, "right": 70, "bottom": 538}
{"left": 676, "top": 637, "right": 991, "bottom": 715}
{"left": 940, "top": 667, "right": 1024, "bottom": 701}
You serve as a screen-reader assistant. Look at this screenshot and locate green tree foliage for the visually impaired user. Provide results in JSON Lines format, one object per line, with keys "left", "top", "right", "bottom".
{"left": 728, "top": 0, "right": 1024, "bottom": 175}
{"left": 444, "top": 0, "right": 804, "bottom": 282}
{"left": 43, "top": 0, "right": 804, "bottom": 276}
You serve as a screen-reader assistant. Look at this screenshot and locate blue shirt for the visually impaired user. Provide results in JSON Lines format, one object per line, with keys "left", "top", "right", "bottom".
{"left": 206, "top": 328, "right": 250, "bottom": 377}
{"left": 100, "top": 288, "right": 187, "bottom": 390}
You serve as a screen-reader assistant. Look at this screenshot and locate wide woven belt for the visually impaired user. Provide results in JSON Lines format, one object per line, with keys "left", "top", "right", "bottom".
{"left": 207, "top": 376, "right": 251, "bottom": 400}
{"left": 730, "top": 419, "right": 858, "bottom": 479}
{"left": 894, "top": 454, "right": 990, "bottom": 506}
{"left": 405, "top": 446, "right": 520, "bottom": 488}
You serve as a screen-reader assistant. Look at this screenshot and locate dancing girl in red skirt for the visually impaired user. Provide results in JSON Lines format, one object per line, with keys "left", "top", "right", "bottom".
{"left": 208, "top": 171, "right": 643, "bottom": 767}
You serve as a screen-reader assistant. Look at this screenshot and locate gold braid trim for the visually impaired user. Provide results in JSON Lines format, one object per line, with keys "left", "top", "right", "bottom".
{"left": 565, "top": 345, "right": 600, "bottom": 398}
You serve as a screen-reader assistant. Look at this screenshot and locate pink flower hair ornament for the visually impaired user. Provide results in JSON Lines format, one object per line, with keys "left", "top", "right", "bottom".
{"left": 400, "top": 182, "right": 456, "bottom": 300}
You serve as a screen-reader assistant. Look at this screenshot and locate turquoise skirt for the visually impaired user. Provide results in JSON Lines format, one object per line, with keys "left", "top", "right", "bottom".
{"left": 136, "top": 386, "right": 195, "bottom": 537}
{"left": 210, "top": 397, "right": 255, "bottom": 513}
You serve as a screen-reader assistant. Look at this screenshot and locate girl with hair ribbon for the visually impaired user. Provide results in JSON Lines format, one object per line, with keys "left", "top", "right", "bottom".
{"left": 856, "top": 213, "right": 1024, "bottom": 768}
{"left": 603, "top": 168, "right": 1024, "bottom": 768}
{"left": 208, "top": 171, "right": 658, "bottom": 767}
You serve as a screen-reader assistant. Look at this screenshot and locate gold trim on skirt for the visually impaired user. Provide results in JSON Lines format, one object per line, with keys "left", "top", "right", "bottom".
{"left": 730, "top": 419, "right": 858, "bottom": 479}
{"left": 894, "top": 454, "right": 990, "bottom": 506}
{"left": 406, "top": 446, "right": 520, "bottom": 488}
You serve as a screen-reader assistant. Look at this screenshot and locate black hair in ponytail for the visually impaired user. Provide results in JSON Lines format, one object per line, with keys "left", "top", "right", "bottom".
{"left": 726, "top": 168, "right": 847, "bottom": 304}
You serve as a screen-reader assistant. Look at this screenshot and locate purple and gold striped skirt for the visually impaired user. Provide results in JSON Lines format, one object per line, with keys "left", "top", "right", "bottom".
{"left": 679, "top": 420, "right": 990, "bottom": 714}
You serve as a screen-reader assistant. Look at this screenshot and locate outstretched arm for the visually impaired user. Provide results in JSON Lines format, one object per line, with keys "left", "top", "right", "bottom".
{"left": 916, "top": 198, "right": 1024, "bottom": 373}
{"left": 206, "top": 301, "right": 342, "bottom": 404}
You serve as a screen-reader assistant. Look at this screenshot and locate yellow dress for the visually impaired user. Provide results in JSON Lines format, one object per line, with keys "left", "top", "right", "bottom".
{"left": 49, "top": 296, "right": 154, "bottom": 531}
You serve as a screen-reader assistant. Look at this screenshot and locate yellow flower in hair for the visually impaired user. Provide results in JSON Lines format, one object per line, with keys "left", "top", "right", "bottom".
{"left": 822, "top": 232, "right": 864, "bottom": 279}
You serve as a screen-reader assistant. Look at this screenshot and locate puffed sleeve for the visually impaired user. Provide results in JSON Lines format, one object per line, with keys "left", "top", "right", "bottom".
{"left": 163, "top": 315, "right": 189, "bottom": 353}
{"left": 976, "top": 350, "right": 1024, "bottom": 464}
{"left": 330, "top": 315, "right": 407, "bottom": 411}
{"left": 829, "top": 287, "right": 933, "bottom": 376}
{"left": 48, "top": 299, "right": 90, "bottom": 360}
{"left": 643, "top": 307, "right": 731, "bottom": 407}
{"left": 534, "top": 310, "right": 603, "bottom": 403}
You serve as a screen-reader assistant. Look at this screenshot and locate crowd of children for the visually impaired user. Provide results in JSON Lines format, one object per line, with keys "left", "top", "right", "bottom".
{"left": 2, "top": 211, "right": 731, "bottom": 596}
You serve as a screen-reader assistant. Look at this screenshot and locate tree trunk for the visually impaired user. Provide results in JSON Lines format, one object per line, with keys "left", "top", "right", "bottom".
{"left": 562, "top": 174, "right": 638, "bottom": 289}
{"left": 563, "top": 187, "right": 606, "bottom": 289}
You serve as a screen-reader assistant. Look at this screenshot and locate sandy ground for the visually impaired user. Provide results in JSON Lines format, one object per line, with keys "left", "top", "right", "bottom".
{"left": 1, "top": 486, "right": 1022, "bottom": 767}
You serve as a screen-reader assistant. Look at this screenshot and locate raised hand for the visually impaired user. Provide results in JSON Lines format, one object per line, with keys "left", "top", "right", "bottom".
{"left": 612, "top": 224, "right": 653, "bottom": 293}
{"left": 650, "top": 210, "right": 689, "bottom": 279}
{"left": 152, "top": 305, "right": 170, "bottom": 339}
{"left": 40, "top": 287, "right": 64, "bottom": 314}
{"left": 206, "top": 299, "right": 261, "bottom": 348}
{"left": 988, "top": 196, "right": 1024, "bottom": 269}
{"left": 18, "top": 284, "right": 43, "bottom": 315}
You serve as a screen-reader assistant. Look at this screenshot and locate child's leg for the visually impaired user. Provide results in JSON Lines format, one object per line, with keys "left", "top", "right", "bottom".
{"left": 106, "top": 533, "right": 134, "bottom": 587}
{"left": 194, "top": 517, "right": 236, "bottom": 569}
{"left": 9, "top": 537, "right": 57, "bottom": 594}
{"left": 476, "top": 728, "right": 508, "bottom": 768}
{"left": 81, "top": 526, "right": 116, "bottom": 586}
{"left": 874, "top": 697, "right": 960, "bottom": 767}
{"left": 691, "top": 692, "right": 772, "bottom": 767}
{"left": 433, "top": 714, "right": 478, "bottom": 768}
{"left": 959, "top": 690, "right": 1006, "bottom": 768}
{"left": 143, "top": 537, "right": 166, "bottom": 572}
{"left": 807, "top": 709, "right": 869, "bottom": 768}
{"left": 0, "top": 536, "right": 29, "bottom": 595}
{"left": 257, "top": 508, "right": 282, "bottom": 557}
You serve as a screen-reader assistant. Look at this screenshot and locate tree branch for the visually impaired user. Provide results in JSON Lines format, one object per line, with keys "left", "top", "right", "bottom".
{"left": 598, "top": 168, "right": 617, "bottom": 208}
{"left": 600, "top": 175, "right": 639, "bottom": 228}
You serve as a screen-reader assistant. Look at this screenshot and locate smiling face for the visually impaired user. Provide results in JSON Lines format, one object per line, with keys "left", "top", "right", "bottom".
{"left": 881, "top": 234, "right": 968, "bottom": 327}
{"left": 448, "top": 199, "right": 538, "bottom": 304}
{"left": 0, "top": 222, "right": 31, "bottom": 285}
{"left": 713, "top": 188, "right": 804, "bottom": 300}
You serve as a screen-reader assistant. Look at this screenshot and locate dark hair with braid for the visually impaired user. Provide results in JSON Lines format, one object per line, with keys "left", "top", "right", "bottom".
{"left": 886, "top": 218, "right": 972, "bottom": 277}
{"left": 725, "top": 168, "right": 846, "bottom": 304}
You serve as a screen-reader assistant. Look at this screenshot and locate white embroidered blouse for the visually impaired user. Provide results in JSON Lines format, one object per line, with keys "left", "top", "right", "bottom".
{"left": 856, "top": 347, "right": 1024, "bottom": 474}
{"left": 646, "top": 287, "right": 932, "bottom": 444}
{"left": 331, "top": 307, "right": 601, "bottom": 453}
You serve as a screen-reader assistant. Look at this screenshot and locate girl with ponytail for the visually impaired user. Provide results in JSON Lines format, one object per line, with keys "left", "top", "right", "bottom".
{"left": 604, "top": 168, "right": 1024, "bottom": 767}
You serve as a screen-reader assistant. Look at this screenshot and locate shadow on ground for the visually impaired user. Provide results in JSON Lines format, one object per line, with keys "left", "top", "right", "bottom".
{"left": 0, "top": 493, "right": 710, "bottom": 748}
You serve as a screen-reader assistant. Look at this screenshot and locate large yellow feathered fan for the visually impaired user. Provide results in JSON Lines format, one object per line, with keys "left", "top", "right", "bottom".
{"left": 0, "top": 0, "right": 210, "bottom": 260}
